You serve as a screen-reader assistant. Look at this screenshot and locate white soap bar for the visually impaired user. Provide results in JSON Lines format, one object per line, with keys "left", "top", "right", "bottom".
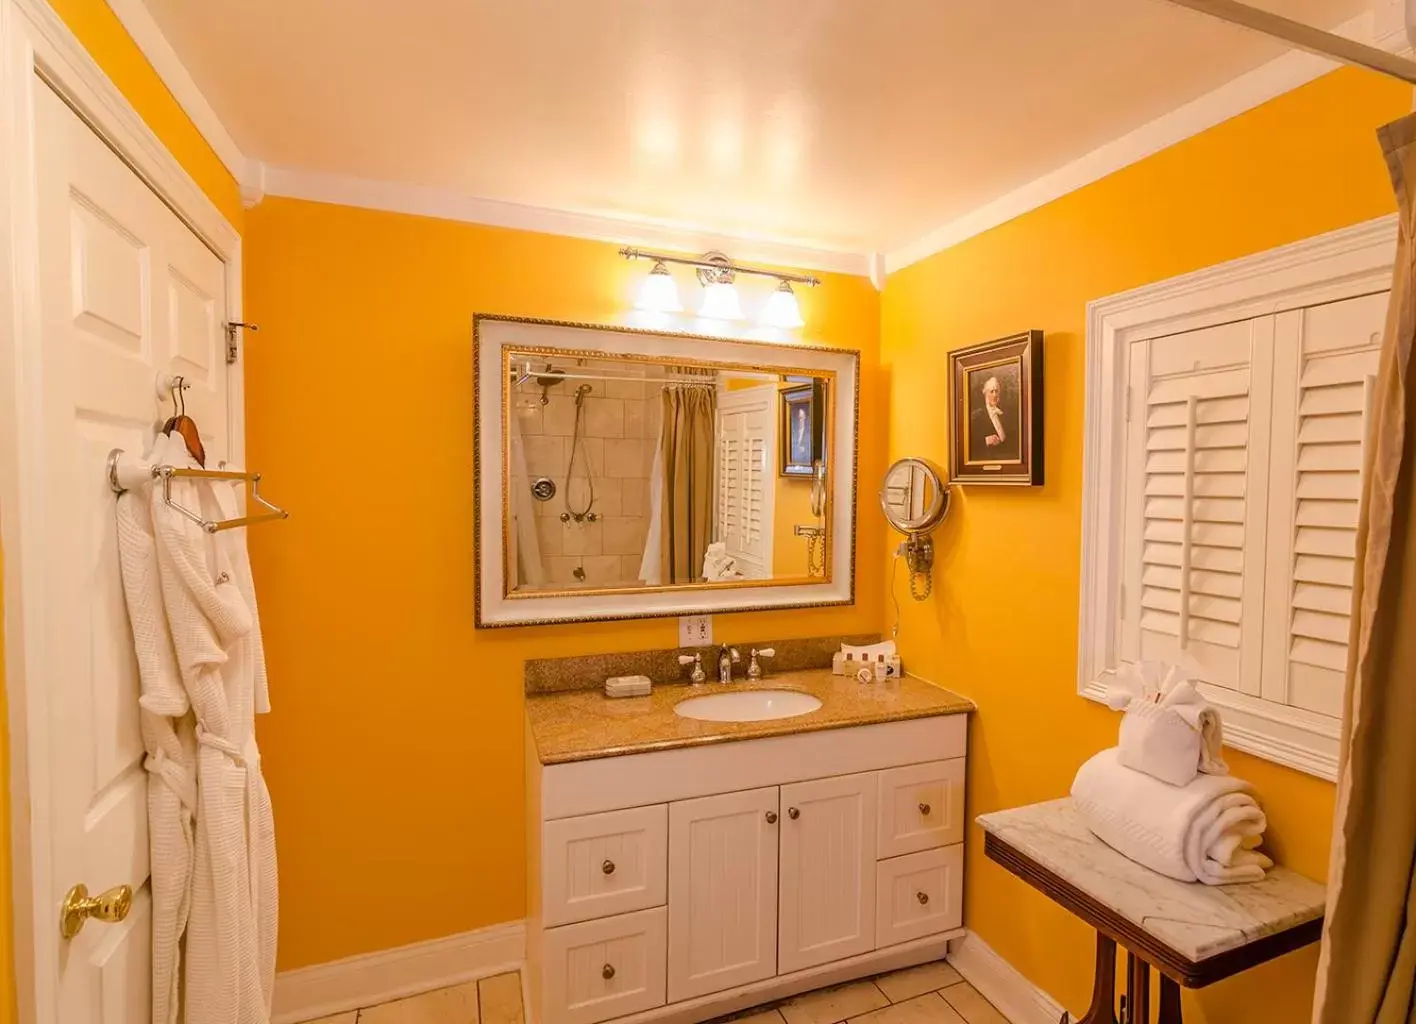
{"left": 605, "top": 675, "right": 652, "bottom": 698}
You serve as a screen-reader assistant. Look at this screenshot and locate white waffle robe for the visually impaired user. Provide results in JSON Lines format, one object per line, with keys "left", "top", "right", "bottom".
{"left": 121, "top": 432, "right": 278, "bottom": 1024}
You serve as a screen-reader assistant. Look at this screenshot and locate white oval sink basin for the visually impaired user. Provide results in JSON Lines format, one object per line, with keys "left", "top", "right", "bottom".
{"left": 674, "top": 689, "right": 823, "bottom": 723}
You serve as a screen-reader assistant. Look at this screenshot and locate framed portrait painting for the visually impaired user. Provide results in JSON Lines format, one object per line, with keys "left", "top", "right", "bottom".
{"left": 948, "top": 330, "right": 1043, "bottom": 486}
{"left": 780, "top": 380, "right": 824, "bottom": 477}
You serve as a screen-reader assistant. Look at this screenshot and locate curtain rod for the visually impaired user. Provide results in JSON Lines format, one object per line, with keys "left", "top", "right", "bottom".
{"left": 1162, "top": 0, "right": 1416, "bottom": 85}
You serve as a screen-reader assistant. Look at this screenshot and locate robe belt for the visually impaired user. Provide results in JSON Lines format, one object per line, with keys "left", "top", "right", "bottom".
{"left": 144, "top": 748, "right": 197, "bottom": 809}
{"left": 194, "top": 724, "right": 265, "bottom": 921}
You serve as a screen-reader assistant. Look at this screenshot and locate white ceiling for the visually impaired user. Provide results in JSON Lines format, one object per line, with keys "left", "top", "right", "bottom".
{"left": 142, "top": 0, "right": 1372, "bottom": 257}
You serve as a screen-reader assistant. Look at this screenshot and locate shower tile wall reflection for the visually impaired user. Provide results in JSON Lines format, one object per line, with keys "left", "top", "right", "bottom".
{"left": 511, "top": 360, "right": 661, "bottom": 588}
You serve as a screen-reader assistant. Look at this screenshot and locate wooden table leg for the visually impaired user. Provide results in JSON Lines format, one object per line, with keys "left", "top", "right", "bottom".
{"left": 1077, "top": 932, "right": 1119, "bottom": 1024}
{"left": 1158, "top": 975, "right": 1183, "bottom": 1023}
{"left": 1126, "top": 953, "right": 1151, "bottom": 1024}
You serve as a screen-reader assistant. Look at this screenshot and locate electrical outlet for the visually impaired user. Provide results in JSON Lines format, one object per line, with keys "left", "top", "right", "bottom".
{"left": 679, "top": 615, "right": 713, "bottom": 647}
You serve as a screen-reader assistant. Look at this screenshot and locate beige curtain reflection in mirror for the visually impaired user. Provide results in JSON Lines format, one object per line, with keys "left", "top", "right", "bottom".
{"left": 659, "top": 383, "right": 716, "bottom": 584}
{"left": 1313, "top": 112, "right": 1416, "bottom": 1024}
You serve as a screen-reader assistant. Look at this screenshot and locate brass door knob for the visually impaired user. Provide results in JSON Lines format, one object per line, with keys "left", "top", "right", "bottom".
{"left": 765, "top": 811, "right": 778, "bottom": 824}
{"left": 602, "top": 964, "right": 616, "bottom": 980}
{"left": 61, "top": 883, "right": 133, "bottom": 939}
{"left": 787, "top": 807, "right": 800, "bottom": 820}
{"left": 602, "top": 859, "right": 615, "bottom": 875}
{"left": 916, "top": 891, "right": 930, "bottom": 905}
{"left": 918, "top": 801, "right": 932, "bottom": 816}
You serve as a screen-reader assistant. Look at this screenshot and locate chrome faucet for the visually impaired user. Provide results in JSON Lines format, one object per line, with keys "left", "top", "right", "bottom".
{"left": 717, "top": 644, "right": 740, "bottom": 684}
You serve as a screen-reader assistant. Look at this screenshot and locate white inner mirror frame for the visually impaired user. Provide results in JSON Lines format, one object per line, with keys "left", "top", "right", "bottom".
{"left": 475, "top": 315, "right": 860, "bottom": 627}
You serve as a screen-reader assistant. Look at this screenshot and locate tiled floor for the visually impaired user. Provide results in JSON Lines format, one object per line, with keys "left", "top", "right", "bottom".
{"left": 296, "top": 961, "right": 1009, "bottom": 1024}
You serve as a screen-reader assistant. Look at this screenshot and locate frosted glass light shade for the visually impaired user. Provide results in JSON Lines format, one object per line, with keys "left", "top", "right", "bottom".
{"left": 759, "top": 280, "right": 804, "bottom": 328}
{"left": 635, "top": 262, "right": 682, "bottom": 313}
{"left": 699, "top": 280, "right": 744, "bottom": 320}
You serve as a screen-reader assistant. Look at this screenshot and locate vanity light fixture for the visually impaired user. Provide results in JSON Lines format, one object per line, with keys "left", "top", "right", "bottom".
{"left": 620, "top": 246, "right": 819, "bottom": 326}
{"left": 758, "top": 280, "right": 805, "bottom": 329}
{"left": 634, "top": 260, "right": 683, "bottom": 313}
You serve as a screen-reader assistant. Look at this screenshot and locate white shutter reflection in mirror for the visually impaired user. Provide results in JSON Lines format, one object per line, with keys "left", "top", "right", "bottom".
{"left": 1120, "top": 318, "right": 1274, "bottom": 694}
{"left": 1261, "top": 292, "right": 1387, "bottom": 717}
{"left": 716, "top": 386, "right": 776, "bottom": 579}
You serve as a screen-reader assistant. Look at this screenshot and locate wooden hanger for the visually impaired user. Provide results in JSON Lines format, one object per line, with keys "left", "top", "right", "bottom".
{"left": 162, "top": 376, "right": 206, "bottom": 468}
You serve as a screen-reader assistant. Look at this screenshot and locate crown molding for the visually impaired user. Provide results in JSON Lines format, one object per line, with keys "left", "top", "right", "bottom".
{"left": 102, "top": 0, "right": 246, "bottom": 179}
{"left": 258, "top": 163, "right": 874, "bottom": 277}
{"left": 884, "top": 10, "right": 1394, "bottom": 275}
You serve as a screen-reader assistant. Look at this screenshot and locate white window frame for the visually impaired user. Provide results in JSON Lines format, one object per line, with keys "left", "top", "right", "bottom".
{"left": 1079, "top": 214, "right": 1397, "bottom": 781}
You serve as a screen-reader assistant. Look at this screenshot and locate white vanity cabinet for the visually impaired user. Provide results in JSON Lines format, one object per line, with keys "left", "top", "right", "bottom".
{"left": 527, "top": 714, "right": 968, "bottom": 1024}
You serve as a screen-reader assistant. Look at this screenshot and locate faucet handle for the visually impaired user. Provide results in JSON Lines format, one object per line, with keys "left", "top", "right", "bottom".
{"left": 756, "top": 648, "right": 776, "bottom": 659}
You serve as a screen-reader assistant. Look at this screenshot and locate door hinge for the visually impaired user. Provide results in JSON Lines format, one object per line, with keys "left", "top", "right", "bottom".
{"left": 225, "top": 321, "right": 259, "bottom": 364}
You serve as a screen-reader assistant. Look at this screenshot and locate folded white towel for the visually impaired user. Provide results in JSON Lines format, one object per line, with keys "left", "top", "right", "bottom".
{"left": 1071, "top": 748, "right": 1272, "bottom": 885}
{"left": 1109, "top": 663, "right": 1228, "bottom": 786}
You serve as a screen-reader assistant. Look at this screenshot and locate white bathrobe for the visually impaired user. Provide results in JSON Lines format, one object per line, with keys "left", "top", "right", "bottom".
{"left": 148, "top": 434, "right": 278, "bottom": 1024}
{"left": 115, "top": 432, "right": 199, "bottom": 1024}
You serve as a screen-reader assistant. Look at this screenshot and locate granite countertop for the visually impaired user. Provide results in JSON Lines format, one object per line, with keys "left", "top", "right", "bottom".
{"left": 526, "top": 669, "right": 974, "bottom": 765}
{"left": 977, "top": 798, "right": 1327, "bottom": 964}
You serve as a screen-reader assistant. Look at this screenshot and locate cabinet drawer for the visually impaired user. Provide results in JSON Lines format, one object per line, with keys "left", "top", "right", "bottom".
{"left": 543, "top": 907, "right": 668, "bottom": 1024}
{"left": 544, "top": 805, "right": 667, "bottom": 927}
{"left": 877, "top": 759, "right": 964, "bottom": 859}
{"left": 875, "top": 845, "right": 963, "bottom": 948}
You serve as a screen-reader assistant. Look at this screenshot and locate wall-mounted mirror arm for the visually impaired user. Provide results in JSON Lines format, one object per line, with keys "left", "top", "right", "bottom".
{"left": 879, "top": 458, "right": 951, "bottom": 614}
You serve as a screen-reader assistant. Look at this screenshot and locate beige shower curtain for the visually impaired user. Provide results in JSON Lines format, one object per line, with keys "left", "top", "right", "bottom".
{"left": 660, "top": 385, "right": 716, "bottom": 584}
{"left": 1313, "top": 112, "right": 1416, "bottom": 1024}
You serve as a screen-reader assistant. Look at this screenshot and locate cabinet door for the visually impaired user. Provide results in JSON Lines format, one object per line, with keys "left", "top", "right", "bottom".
{"left": 667, "top": 786, "right": 779, "bottom": 1002}
{"left": 876, "top": 846, "right": 963, "bottom": 948}
{"left": 543, "top": 804, "right": 668, "bottom": 926}
{"left": 877, "top": 759, "right": 965, "bottom": 859}
{"left": 779, "top": 772, "right": 878, "bottom": 973}
{"left": 543, "top": 907, "right": 667, "bottom": 1024}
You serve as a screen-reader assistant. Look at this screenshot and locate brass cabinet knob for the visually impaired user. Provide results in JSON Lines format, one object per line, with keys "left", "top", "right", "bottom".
{"left": 918, "top": 801, "right": 932, "bottom": 816}
{"left": 60, "top": 883, "right": 133, "bottom": 939}
{"left": 787, "top": 807, "right": 800, "bottom": 820}
{"left": 602, "top": 859, "right": 615, "bottom": 875}
{"left": 765, "top": 811, "right": 778, "bottom": 824}
{"left": 602, "top": 963, "right": 616, "bottom": 980}
{"left": 916, "top": 891, "right": 930, "bottom": 905}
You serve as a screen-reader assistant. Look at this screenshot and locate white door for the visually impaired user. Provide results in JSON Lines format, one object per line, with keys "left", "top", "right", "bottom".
{"left": 24, "top": 81, "right": 232, "bottom": 1021}
{"left": 778, "top": 772, "right": 877, "bottom": 973}
{"left": 666, "top": 786, "right": 779, "bottom": 1001}
{"left": 715, "top": 386, "right": 775, "bottom": 579}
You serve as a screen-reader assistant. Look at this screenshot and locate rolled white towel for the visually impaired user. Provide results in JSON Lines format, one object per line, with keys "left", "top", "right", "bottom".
{"left": 1071, "top": 748, "right": 1272, "bottom": 885}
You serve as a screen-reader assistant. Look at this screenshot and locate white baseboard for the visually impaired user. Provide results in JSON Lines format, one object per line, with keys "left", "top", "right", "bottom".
{"left": 947, "top": 931, "right": 1068, "bottom": 1024}
{"left": 271, "top": 920, "right": 527, "bottom": 1024}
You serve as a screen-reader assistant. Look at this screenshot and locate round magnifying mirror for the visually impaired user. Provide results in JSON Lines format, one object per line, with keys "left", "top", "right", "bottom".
{"left": 880, "top": 457, "right": 950, "bottom": 534}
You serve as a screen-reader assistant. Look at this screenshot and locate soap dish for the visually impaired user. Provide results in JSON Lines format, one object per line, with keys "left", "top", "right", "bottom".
{"left": 605, "top": 675, "right": 652, "bottom": 698}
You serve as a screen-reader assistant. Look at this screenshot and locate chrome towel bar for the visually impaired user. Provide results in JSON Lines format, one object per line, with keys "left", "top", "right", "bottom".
{"left": 107, "top": 448, "right": 289, "bottom": 533}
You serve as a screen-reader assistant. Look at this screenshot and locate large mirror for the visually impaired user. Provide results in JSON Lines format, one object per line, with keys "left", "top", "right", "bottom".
{"left": 475, "top": 315, "right": 859, "bottom": 627}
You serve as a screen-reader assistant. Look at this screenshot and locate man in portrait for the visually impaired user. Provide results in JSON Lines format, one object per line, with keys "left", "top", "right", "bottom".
{"left": 968, "top": 369, "right": 1021, "bottom": 463}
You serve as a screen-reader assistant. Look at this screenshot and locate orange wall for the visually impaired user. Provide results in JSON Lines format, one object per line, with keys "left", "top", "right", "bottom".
{"left": 242, "top": 197, "right": 883, "bottom": 969}
{"left": 0, "top": 3, "right": 239, "bottom": 1018}
{"left": 881, "top": 66, "right": 1407, "bottom": 1023}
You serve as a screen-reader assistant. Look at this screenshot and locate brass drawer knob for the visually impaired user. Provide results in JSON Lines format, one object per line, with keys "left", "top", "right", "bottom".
{"left": 602, "top": 963, "right": 616, "bottom": 980}
{"left": 765, "top": 811, "right": 778, "bottom": 824}
{"left": 787, "top": 807, "right": 800, "bottom": 820}
{"left": 918, "top": 801, "right": 932, "bottom": 816}
{"left": 60, "top": 883, "right": 133, "bottom": 939}
{"left": 602, "top": 859, "right": 615, "bottom": 875}
{"left": 916, "top": 891, "right": 930, "bottom": 906}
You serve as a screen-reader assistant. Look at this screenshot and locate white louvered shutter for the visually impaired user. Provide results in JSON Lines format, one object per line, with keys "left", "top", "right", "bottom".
{"left": 716, "top": 386, "right": 776, "bottom": 579}
{"left": 1120, "top": 318, "right": 1275, "bottom": 694}
{"left": 1259, "top": 292, "right": 1386, "bottom": 717}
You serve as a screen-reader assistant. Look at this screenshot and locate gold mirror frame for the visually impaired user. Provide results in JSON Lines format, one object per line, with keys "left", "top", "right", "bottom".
{"left": 474, "top": 314, "right": 861, "bottom": 628}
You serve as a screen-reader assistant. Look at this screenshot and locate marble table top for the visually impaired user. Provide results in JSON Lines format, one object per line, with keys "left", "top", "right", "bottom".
{"left": 977, "top": 798, "right": 1327, "bottom": 964}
